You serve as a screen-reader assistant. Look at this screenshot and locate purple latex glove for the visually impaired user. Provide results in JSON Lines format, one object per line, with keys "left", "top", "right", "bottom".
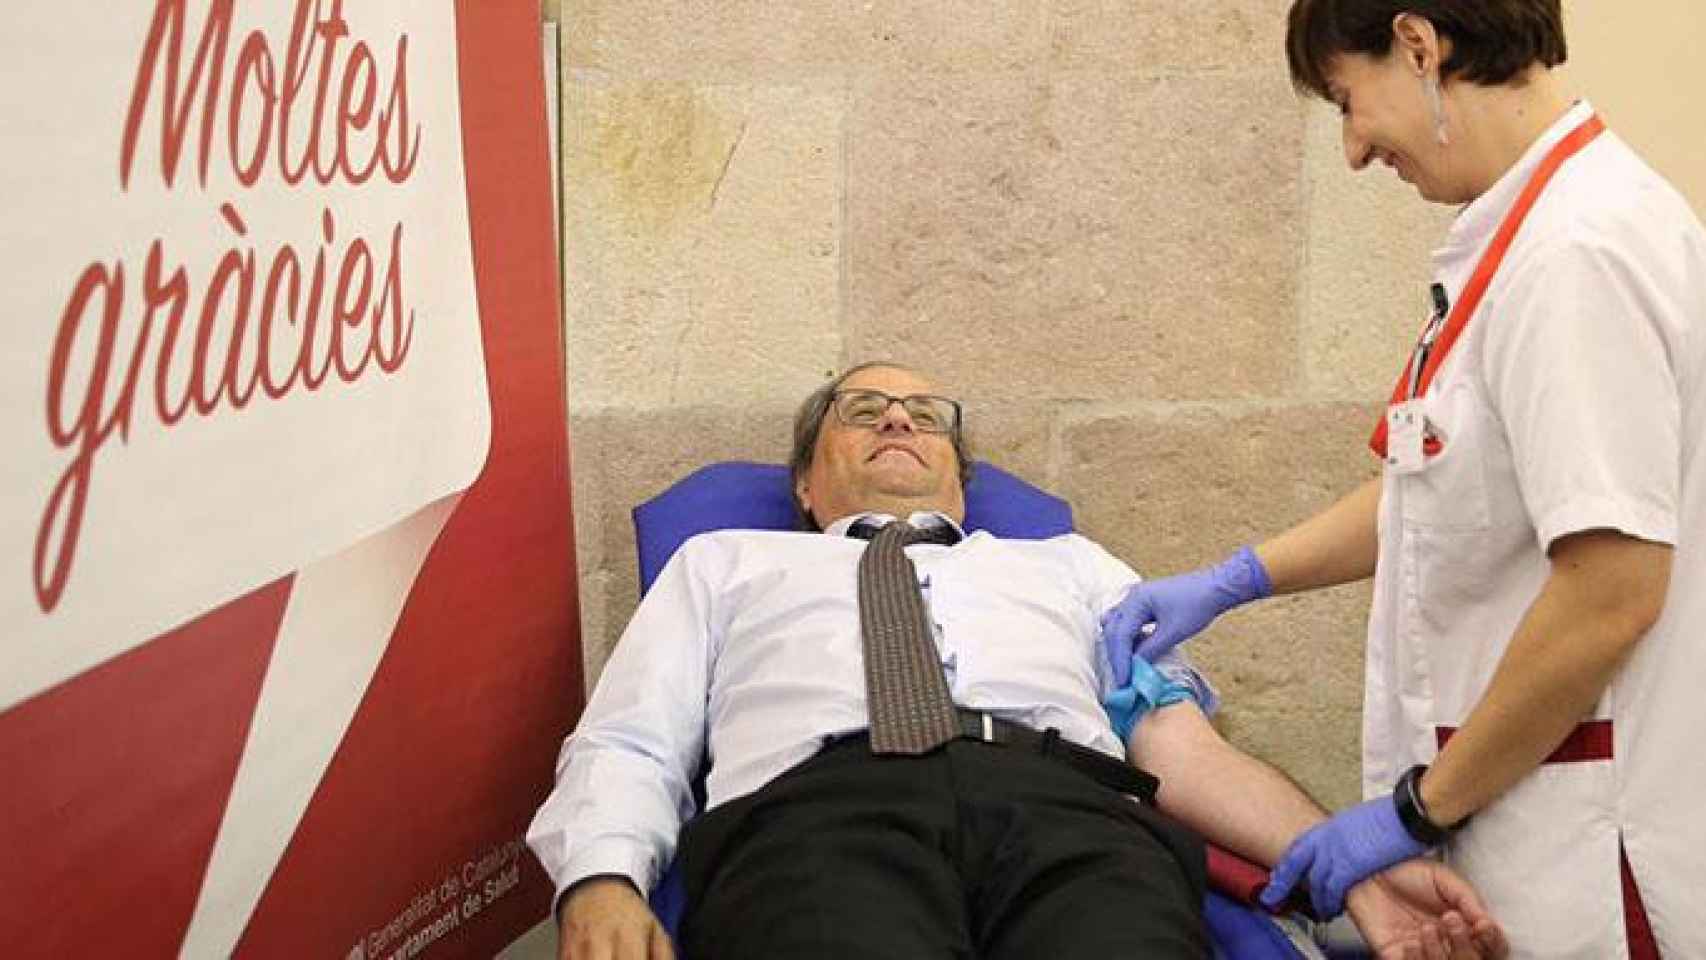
{"left": 1260, "top": 794, "right": 1429, "bottom": 920}
{"left": 1099, "top": 546, "right": 1271, "bottom": 686}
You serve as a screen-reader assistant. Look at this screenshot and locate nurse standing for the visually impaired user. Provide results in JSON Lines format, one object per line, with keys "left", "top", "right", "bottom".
{"left": 1100, "top": 2, "right": 1705, "bottom": 956}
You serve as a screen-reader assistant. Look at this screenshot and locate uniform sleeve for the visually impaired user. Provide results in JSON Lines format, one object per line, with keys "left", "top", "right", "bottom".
{"left": 524, "top": 538, "right": 721, "bottom": 908}
{"left": 1483, "top": 230, "right": 1681, "bottom": 551}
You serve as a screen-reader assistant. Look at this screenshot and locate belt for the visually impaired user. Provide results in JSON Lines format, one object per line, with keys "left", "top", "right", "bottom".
{"left": 1436, "top": 719, "right": 1612, "bottom": 764}
{"left": 953, "top": 708, "right": 1159, "bottom": 805}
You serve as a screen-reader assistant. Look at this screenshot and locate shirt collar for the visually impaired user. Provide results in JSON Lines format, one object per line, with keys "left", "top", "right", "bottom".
{"left": 824, "top": 511, "right": 966, "bottom": 541}
{"left": 1432, "top": 99, "right": 1596, "bottom": 275}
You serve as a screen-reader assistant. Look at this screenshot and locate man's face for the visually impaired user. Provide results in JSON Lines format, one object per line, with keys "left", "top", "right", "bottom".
{"left": 796, "top": 365, "right": 967, "bottom": 528}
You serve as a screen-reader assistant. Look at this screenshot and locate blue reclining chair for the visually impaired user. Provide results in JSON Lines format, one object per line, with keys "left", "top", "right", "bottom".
{"left": 630, "top": 460, "right": 1349, "bottom": 959}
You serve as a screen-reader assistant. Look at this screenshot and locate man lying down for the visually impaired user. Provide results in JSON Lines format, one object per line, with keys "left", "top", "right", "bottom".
{"left": 528, "top": 360, "right": 1509, "bottom": 960}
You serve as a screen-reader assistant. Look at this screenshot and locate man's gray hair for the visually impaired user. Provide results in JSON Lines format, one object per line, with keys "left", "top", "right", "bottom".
{"left": 788, "top": 361, "right": 974, "bottom": 530}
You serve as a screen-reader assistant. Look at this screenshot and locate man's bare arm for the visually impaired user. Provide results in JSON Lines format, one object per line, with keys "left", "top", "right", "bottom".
{"left": 1128, "top": 702, "right": 1507, "bottom": 958}
{"left": 1128, "top": 701, "right": 1323, "bottom": 865}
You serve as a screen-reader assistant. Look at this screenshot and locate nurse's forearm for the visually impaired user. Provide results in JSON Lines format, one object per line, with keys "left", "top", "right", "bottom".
{"left": 1419, "top": 532, "right": 1672, "bottom": 827}
{"left": 1254, "top": 476, "right": 1381, "bottom": 595}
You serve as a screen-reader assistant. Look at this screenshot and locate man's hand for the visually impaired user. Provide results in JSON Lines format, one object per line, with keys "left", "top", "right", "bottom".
{"left": 1260, "top": 794, "right": 1426, "bottom": 919}
{"left": 1100, "top": 546, "right": 1270, "bottom": 683}
{"left": 558, "top": 877, "right": 674, "bottom": 960}
{"left": 1345, "top": 859, "right": 1510, "bottom": 959}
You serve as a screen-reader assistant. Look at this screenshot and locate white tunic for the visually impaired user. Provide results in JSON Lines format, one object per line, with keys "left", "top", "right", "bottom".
{"left": 1364, "top": 102, "right": 1706, "bottom": 957}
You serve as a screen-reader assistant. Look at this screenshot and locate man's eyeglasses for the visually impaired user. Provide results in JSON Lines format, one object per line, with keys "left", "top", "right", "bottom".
{"left": 830, "top": 389, "right": 962, "bottom": 434}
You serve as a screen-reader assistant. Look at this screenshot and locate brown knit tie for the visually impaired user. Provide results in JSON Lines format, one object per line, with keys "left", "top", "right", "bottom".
{"left": 856, "top": 521, "right": 960, "bottom": 754}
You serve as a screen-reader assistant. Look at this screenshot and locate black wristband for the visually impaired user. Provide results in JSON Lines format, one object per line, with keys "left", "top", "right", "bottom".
{"left": 1392, "top": 764, "right": 1456, "bottom": 846}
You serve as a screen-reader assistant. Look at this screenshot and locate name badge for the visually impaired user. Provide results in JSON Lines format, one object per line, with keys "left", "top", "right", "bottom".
{"left": 1385, "top": 401, "right": 1427, "bottom": 475}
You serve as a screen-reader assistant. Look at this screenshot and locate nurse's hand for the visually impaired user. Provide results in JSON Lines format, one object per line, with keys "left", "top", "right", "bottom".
{"left": 1260, "top": 794, "right": 1427, "bottom": 919}
{"left": 1100, "top": 546, "right": 1271, "bottom": 685}
{"left": 1345, "top": 860, "right": 1510, "bottom": 959}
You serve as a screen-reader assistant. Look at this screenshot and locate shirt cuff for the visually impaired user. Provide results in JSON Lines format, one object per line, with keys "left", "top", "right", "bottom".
{"left": 546, "top": 839, "right": 659, "bottom": 916}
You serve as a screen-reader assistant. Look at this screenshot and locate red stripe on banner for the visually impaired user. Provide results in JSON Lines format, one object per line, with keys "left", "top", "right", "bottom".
{"left": 235, "top": 2, "right": 579, "bottom": 956}
{"left": 1435, "top": 719, "right": 1613, "bottom": 764}
{"left": 0, "top": 579, "right": 291, "bottom": 958}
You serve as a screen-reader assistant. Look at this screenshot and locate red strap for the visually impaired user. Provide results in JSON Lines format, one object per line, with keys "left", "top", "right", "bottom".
{"left": 1205, "top": 843, "right": 1318, "bottom": 920}
{"left": 1205, "top": 844, "right": 1270, "bottom": 904}
{"left": 1371, "top": 114, "right": 1606, "bottom": 459}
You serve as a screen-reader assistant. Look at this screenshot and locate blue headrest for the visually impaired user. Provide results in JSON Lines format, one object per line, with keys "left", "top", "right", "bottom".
{"left": 633, "top": 461, "right": 1073, "bottom": 594}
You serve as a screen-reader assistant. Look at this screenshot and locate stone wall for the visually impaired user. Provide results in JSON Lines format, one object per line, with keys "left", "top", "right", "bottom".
{"left": 548, "top": 0, "right": 1701, "bottom": 809}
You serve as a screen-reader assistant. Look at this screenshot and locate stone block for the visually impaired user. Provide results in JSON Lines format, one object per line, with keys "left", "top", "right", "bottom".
{"left": 1047, "top": 0, "right": 1293, "bottom": 73}
{"left": 963, "top": 400, "right": 1057, "bottom": 493}
{"left": 562, "top": 78, "right": 844, "bottom": 411}
{"left": 1205, "top": 584, "right": 1372, "bottom": 809}
{"left": 569, "top": 405, "right": 800, "bottom": 687}
{"left": 845, "top": 69, "right": 1306, "bottom": 404}
{"left": 1300, "top": 104, "right": 1457, "bottom": 400}
{"left": 1059, "top": 401, "right": 1381, "bottom": 806}
{"left": 562, "top": 0, "right": 1048, "bottom": 79}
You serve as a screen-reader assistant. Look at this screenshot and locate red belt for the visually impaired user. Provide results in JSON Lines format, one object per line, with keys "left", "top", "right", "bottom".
{"left": 1435, "top": 719, "right": 1613, "bottom": 763}
{"left": 1434, "top": 719, "right": 1657, "bottom": 955}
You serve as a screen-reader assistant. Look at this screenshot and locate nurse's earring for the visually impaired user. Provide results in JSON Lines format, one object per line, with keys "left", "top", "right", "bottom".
{"left": 1423, "top": 73, "right": 1450, "bottom": 146}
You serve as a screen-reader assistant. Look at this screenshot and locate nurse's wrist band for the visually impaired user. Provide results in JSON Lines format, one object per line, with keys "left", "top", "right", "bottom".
{"left": 1393, "top": 764, "right": 1463, "bottom": 846}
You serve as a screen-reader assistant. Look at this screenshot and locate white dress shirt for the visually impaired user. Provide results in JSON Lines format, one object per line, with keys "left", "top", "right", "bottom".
{"left": 526, "top": 512, "right": 1212, "bottom": 902}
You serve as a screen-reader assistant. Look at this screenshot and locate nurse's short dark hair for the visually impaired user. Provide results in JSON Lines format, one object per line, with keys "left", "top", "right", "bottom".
{"left": 789, "top": 361, "right": 974, "bottom": 531}
{"left": 1286, "top": 0, "right": 1567, "bottom": 102}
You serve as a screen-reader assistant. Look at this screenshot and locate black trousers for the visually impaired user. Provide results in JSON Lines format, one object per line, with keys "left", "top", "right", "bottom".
{"left": 677, "top": 735, "right": 1207, "bottom": 959}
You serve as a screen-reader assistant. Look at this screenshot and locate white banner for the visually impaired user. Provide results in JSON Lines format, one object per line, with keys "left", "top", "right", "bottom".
{"left": 1, "top": 0, "right": 490, "bottom": 710}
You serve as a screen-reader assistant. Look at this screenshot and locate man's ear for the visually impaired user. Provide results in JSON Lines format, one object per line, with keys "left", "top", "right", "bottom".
{"left": 794, "top": 475, "right": 813, "bottom": 520}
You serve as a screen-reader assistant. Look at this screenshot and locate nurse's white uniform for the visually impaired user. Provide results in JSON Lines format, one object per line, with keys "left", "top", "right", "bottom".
{"left": 1364, "top": 102, "right": 1706, "bottom": 958}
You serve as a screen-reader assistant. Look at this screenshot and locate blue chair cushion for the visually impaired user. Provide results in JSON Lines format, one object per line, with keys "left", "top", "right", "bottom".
{"left": 1206, "top": 892, "right": 1313, "bottom": 958}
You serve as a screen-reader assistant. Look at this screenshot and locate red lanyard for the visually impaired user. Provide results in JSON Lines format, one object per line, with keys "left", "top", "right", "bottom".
{"left": 1370, "top": 113, "right": 1606, "bottom": 460}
